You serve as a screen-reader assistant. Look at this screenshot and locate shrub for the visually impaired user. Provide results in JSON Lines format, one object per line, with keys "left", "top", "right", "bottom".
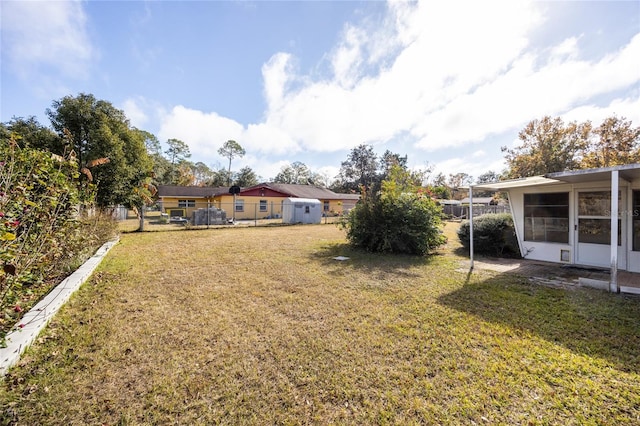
{"left": 0, "top": 138, "right": 117, "bottom": 341}
{"left": 457, "top": 213, "right": 520, "bottom": 257}
{"left": 341, "top": 167, "right": 447, "bottom": 255}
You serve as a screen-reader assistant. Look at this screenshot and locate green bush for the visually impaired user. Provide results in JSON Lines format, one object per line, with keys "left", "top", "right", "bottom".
{"left": 341, "top": 189, "right": 446, "bottom": 256}
{"left": 457, "top": 213, "right": 520, "bottom": 257}
{"left": 0, "top": 138, "right": 117, "bottom": 341}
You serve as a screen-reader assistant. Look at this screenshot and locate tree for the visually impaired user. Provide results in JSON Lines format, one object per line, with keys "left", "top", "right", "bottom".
{"left": 192, "top": 162, "right": 215, "bottom": 186}
{"left": 210, "top": 168, "right": 232, "bottom": 187}
{"left": 137, "top": 129, "right": 161, "bottom": 156}
{"left": 46, "top": 93, "right": 153, "bottom": 208}
{"left": 448, "top": 172, "right": 473, "bottom": 200}
{"left": 131, "top": 128, "right": 173, "bottom": 186}
{"left": 129, "top": 178, "right": 157, "bottom": 232}
{"left": 164, "top": 138, "right": 191, "bottom": 184}
{"left": 379, "top": 150, "right": 408, "bottom": 178}
{"left": 308, "top": 171, "right": 330, "bottom": 187}
{"left": 431, "top": 172, "right": 447, "bottom": 187}
{"left": 234, "top": 166, "right": 259, "bottom": 187}
{"left": 174, "top": 161, "right": 195, "bottom": 186}
{"left": 475, "top": 170, "right": 501, "bottom": 197}
{"left": 4, "top": 116, "right": 63, "bottom": 153}
{"left": 218, "top": 140, "right": 245, "bottom": 186}
{"left": 476, "top": 170, "right": 500, "bottom": 184}
{"left": 274, "top": 161, "right": 312, "bottom": 184}
{"left": 581, "top": 116, "right": 640, "bottom": 168}
{"left": 502, "top": 116, "right": 590, "bottom": 178}
{"left": 428, "top": 185, "right": 451, "bottom": 200}
{"left": 334, "top": 144, "right": 379, "bottom": 192}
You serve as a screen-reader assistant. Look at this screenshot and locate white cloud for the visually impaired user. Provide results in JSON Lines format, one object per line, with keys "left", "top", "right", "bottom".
{"left": 330, "top": 25, "right": 366, "bottom": 87}
{"left": 158, "top": 105, "right": 301, "bottom": 160}
{"left": 243, "top": 122, "right": 300, "bottom": 155}
{"left": 262, "top": 53, "right": 294, "bottom": 111}
{"left": 260, "top": 1, "right": 545, "bottom": 153}
{"left": 562, "top": 95, "right": 640, "bottom": 127}
{"left": 549, "top": 36, "right": 580, "bottom": 62}
{"left": 121, "top": 97, "right": 149, "bottom": 128}
{"left": 1, "top": 1, "right": 93, "bottom": 80}
{"left": 412, "top": 32, "right": 640, "bottom": 151}
{"left": 158, "top": 106, "right": 245, "bottom": 159}
{"left": 152, "top": 0, "right": 639, "bottom": 179}
{"left": 433, "top": 155, "right": 507, "bottom": 183}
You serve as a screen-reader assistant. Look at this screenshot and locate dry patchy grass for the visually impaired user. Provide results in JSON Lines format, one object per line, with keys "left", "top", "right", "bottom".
{"left": 1, "top": 223, "right": 639, "bottom": 425}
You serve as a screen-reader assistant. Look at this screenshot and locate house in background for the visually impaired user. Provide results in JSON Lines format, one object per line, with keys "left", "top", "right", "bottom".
{"left": 216, "top": 183, "right": 360, "bottom": 220}
{"left": 471, "top": 163, "right": 640, "bottom": 293}
{"left": 157, "top": 183, "right": 360, "bottom": 221}
{"left": 156, "top": 185, "right": 228, "bottom": 219}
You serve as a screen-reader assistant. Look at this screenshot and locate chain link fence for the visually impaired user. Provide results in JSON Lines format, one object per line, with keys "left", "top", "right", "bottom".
{"left": 119, "top": 201, "right": 347, "bottom": 232}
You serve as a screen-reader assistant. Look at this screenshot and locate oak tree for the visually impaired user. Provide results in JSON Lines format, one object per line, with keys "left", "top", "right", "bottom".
{"left": 46, "top": 93, "right": 152, "bottom": 207}
{"left": 581, "top": 116, "right": 640, "bottom": 168}
{"left": 502, "top": 116, "right": 590, "bottom": 178}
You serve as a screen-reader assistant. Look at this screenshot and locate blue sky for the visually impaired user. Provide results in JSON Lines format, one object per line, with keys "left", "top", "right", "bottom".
{"left": 2, "top": 1, "right": 639, "bottom": 183}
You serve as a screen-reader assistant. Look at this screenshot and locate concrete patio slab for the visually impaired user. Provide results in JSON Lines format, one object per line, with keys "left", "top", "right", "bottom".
{"left": 460, "top": 257, "right": 640, "bottom": 294}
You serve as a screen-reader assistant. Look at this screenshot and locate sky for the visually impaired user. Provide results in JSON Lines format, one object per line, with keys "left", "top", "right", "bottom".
{"left": 2, "top": 0, "right": 639, "bottom": 184}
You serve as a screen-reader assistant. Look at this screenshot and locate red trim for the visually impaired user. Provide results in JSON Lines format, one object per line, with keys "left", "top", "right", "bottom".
{"left": 240, "top": 187, "right": 289, "bottom": 197}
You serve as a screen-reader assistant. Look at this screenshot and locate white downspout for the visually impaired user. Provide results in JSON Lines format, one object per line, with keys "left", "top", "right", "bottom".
{"left": 469, "top": 185, "right": 474, "bottom": 270}
{"left": 610, "top": 170, "right": 619, "bottom": 293}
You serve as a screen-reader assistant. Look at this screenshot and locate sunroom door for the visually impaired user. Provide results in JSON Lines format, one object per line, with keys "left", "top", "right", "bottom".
{"left": 630, "top": 190, "right": 640, "bottom": 273}
{"left": 576, "top": 190, "right": 626, "bottom": 269}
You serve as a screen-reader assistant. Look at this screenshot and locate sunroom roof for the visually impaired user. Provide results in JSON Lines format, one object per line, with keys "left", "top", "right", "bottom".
{"left": 471, "top": 176, "right": 560, "bottom": 191}
{"left": 472, "top": 163, "right": 640, "bottom": 191}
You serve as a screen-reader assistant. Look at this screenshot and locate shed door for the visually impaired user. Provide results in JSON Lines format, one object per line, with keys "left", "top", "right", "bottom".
{"left": 575, "top": 191, "right": 626, "bottom": 269}
{"left": 294, "top": 204, "right": 303, "bottom": 223}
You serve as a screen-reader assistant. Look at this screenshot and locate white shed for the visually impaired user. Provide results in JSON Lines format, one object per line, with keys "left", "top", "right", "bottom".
{"left": 282, "top": 198, "right": 322, "bottom": 224}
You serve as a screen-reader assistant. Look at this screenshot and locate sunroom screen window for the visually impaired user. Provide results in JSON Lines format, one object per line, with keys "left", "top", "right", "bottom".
{"left": 577, "top": 191, "right": 621, "bottom": 246}
{"left": 524, "top": 193, "right": 569, "bottom": 243}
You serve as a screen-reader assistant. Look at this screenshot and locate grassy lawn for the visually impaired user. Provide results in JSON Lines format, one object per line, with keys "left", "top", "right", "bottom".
{"left": 1, "top": 222, "right": 639, "bottom": 424}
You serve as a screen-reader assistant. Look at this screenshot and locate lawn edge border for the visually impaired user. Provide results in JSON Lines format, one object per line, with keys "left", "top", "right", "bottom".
{"left": 0, "top": 238, "right": 120, "bottom": 377}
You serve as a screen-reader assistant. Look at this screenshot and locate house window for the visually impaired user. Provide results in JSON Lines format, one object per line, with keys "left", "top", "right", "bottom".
{"left": 168, "top": 209, "right": 185, "bottom": 218}
{"left": 323, "top": 201, "right": 330, "bottom": 211}
{"left": 633, "top": 191, "right": 640, "bottom": 251}
{"left": 178, "top": 199, "right": 196, "bottom": 207}
{"left": 235, "top": 199, "right": 244, "bottom": 212}
{"left": 259, "top": 200, "right": 268, "bottom": 212}
{"left": 524, "top": 192, "right": 569, "bottom": 243}
{"left": 305, "top": 206, "right": 310, "bottom": 214}
{"left": 578, "top": 191, "right": 621, "bottom": 246}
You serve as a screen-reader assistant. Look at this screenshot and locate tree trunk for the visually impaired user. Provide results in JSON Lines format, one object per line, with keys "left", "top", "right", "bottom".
{"left": 138, "top": 205, "right": 145, "bottom": 232}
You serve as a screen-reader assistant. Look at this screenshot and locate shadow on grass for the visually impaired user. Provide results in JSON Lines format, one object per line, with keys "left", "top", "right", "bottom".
{"left": 438, "top": 270, "right": 640, "bottom": 373}
{"left": 310, "top": 241, "right": 441, "bottom": 279}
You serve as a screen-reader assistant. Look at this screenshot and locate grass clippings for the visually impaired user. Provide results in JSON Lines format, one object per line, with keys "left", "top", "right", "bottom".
{"left": 1, "top": 222, "right": 639, "bottom": 425}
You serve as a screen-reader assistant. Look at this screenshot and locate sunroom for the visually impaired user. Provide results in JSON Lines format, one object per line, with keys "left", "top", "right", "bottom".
{"left": 469, "top": 163, "right": 640, "bottom": 292}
